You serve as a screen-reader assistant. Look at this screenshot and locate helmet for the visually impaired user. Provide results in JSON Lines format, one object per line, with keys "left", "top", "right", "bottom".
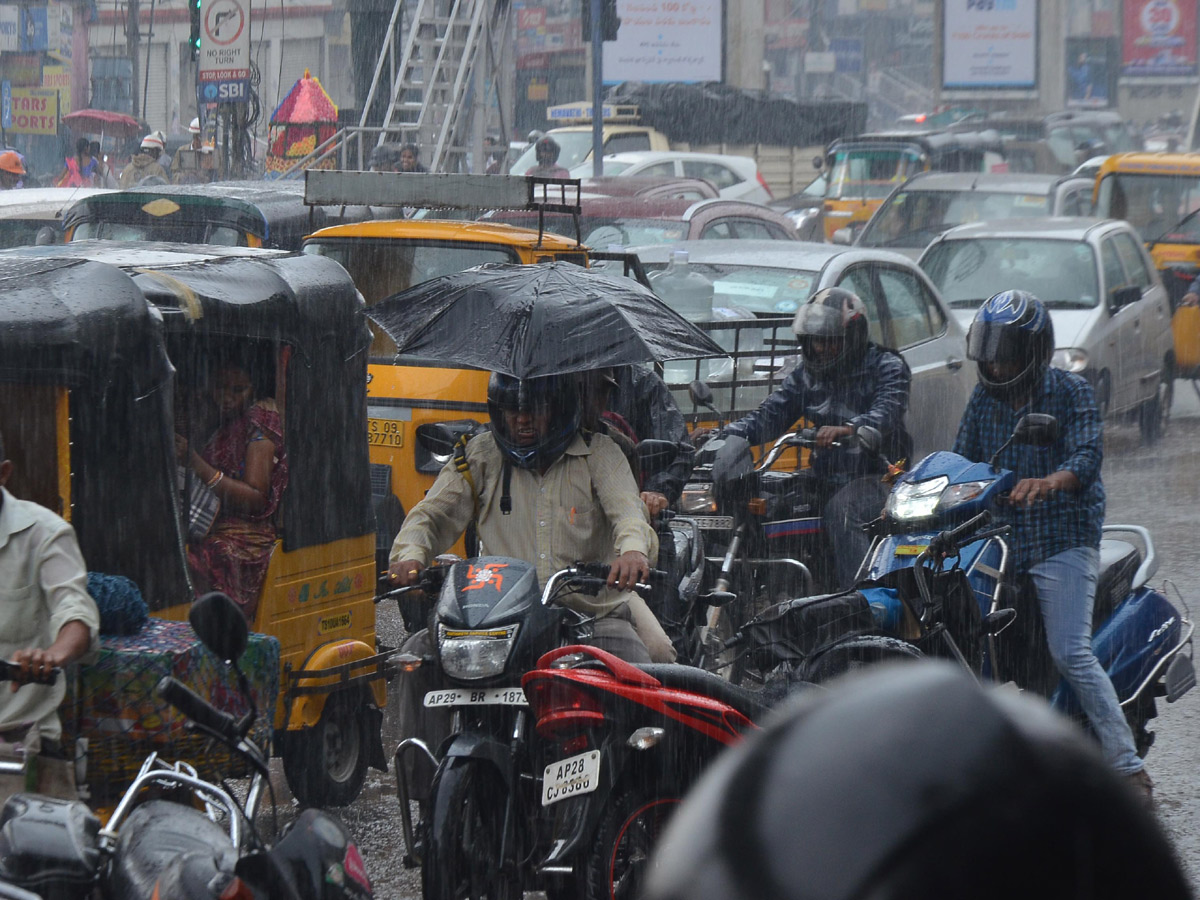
{"left": 792, "top": 287, "right": 869, "bottom": 375}
{"left": 0, "top": 151, "right": 25, "bottom": 176}
{"left": 487, "top": 373, "right": 580, "bottom": 470}
{"left": 645, "top": 662, "right": 1188, "bottom": 900}
{"left": 535, "top": 136, "right": 561, "bottom": 162}
{"left": 140, "top": 134, "right": 165, "bottom": 152}
{"left": 967, "top": 290, "right": 1054, "bottom": 401}
{"left": 189, "top": 117, "right": 201, "bottom": 134}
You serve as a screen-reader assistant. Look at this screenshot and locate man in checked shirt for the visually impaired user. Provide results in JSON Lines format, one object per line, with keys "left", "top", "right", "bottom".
{"left": 954, "top": 290, "right": 1152, "bottom": 807}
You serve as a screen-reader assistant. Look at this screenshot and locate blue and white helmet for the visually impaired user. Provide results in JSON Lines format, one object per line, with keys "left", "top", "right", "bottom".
{"left": 967, "top": 290, "right": 1054, "bottom": 401}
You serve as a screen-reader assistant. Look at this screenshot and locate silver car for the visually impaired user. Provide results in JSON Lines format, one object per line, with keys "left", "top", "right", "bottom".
{"left": 625, "top": 240, "right": 975, "bottom": 458}
{"left": 919, "top": 217, "right": 1174, "bottom": 441}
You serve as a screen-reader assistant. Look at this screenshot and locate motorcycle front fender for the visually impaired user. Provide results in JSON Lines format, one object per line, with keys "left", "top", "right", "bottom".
{"left": 439, "top": 731, "right": 512, "bottom": 786}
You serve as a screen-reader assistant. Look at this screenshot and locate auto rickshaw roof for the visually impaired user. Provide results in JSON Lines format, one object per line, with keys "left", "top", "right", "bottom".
{"left": 0, "top": 255, "right": 168, "bottom": 391}
{"left": 305, "top": 217, "right": 586, "bottom": 249}
{"left": 0, "top": 187, "right": 114, "bottom": 221}
{"left": 1095, "top": 152, "right": 1200, "bottom": 177}
{"left": 832, "top": 129, "right": 1004, "bottom": 154}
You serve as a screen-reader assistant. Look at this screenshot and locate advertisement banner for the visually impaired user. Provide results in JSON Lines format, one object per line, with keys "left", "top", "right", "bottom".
{"left": 602, "top": 0, "right": 722, "bottom": 84}
{"left": 7, "top": 87, "right": 58, "bottom": 134}
{"left": 0, "top": 7, "right": 19, "bottom": 53}
{"left": 942, "top": 0, "right": 1037, "bottom": 91}
{"left": 1121, "top": 0, "right": 1197, "bottom": 78}
{"left": 1066, "top": 37, "right": 1117, "bottom": 108}
{"left": 41, "top": 64, "right": 70, "bottom": 115}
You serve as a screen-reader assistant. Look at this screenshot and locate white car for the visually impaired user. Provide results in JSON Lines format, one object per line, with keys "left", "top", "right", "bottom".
{"left": 569, "top": 151, "right": 773, "bottom": 204}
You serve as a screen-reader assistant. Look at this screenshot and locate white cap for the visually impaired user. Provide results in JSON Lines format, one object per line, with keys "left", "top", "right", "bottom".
{"left": 140, "top": 134, "right": 164, "bottom": 151}
{"left": 189, "top": 117, "right": 201, "bottom": 134}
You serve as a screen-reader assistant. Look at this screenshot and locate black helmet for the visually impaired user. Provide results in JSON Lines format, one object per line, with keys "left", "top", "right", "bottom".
{"left": 535, "top": 136, "right": 561, "bottom": 162}
{"left": 646, "top": 662, "right": 1187, "bottom": 900}
{"left": 793, "top": 287, "right": 869, "bottom": 375}
{"left": 487, "top": 373, "right": 580, "bottom": 469}
{"left": 968, "top": 290, "right": 1054, "bottom": 401}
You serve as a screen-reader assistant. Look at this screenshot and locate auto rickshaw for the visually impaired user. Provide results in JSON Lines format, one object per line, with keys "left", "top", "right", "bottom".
{"left": 59, "top": 180, "right": 372, "bottom": 250}
{"left": 0, "top": 242, "right": 389, "bottom": 808}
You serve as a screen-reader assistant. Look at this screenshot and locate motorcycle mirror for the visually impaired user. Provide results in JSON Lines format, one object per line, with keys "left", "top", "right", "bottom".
{"left": 855, "top": 425, "right": 883, "bottom": 455}
{"left": 416, "top": 420, "right": 483, "bottom": 458}
{"left": 1012, "top": 414, "right": 1059, "bottom": 447}
{"left": 637, "top": 439, "right": 679, "bottom": 475}
{"left": 702, "top": 589, "right": 738, "bottom": 608}
{"left": 688, "top": 379, "right": 715, "bottom": 409}
{"left": 189, "top": 592, "right": 249, "bottom": 663}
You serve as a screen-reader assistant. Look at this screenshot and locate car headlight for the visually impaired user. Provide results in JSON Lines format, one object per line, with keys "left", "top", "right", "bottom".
{"left": 1051, "top": 348, "right": 1088, "bottom": 373}
{"left": 887, "top": 476, "right": 949, "bottom": 521}
{"left": 680, "top": 484, "right": 717, "bottom": 514}
{"left": 437, "top": 623, "right": 518, "bottom": 680}
{"left": 934, "top": 480, "right": 994, "bottom": 513}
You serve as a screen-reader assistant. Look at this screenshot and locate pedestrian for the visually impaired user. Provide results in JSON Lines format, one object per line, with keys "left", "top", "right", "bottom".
{"left": 0, "top": 429, "right": 100, "bottom": 804}
{"left": 397, "top": 143, "right": 427, "bottom": 173}
{"left": 119, "top": 134, "right": 169, "bottom": 188}
{"left": 954, "top": 289, "right": 1153, "bottom": 806}
{"left": 0, "top": 151, "right": 25, "bottom": 190}
{"left": 56, "top": 137, "right": 97, "bottom": 188}
{"left": 89, "top": 141, "right": 119, "bottom": 188}
{"left": 526, "top": 136, "right": 571, "bottom": 179}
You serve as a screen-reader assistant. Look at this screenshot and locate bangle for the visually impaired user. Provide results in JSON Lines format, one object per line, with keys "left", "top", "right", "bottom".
{"left": 207, "top": 470, "right": 224, "bottom": 489}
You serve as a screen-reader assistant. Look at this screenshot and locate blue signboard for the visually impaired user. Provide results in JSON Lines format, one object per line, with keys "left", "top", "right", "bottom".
{"left": 829, "top": 37, "right": 864, "bottom": 74}
{"left": 2, "top": 81, "right": 10, "bottom": 130}
{"left": 19, "top": 7, "right": 48, "bottom": 52}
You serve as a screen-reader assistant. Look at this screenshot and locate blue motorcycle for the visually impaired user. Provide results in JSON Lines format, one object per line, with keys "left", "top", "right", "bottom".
{"left": 730, "top": 414, "right": 1196, "bottom": 755}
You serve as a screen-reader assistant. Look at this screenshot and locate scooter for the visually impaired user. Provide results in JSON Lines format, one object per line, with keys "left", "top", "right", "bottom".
{"left": 0, "top": 592, "right": 374, "bottom": 900}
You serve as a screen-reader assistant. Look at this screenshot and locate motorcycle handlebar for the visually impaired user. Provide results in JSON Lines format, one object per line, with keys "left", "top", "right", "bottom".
{"left": 928, "top": 511, "right": 992, "bottom": 557}
{"left": 0, "top": 660, "right": 60, "bottom": 686}
{"left": 157, "top": 676, "right": 239, "bottom": 744}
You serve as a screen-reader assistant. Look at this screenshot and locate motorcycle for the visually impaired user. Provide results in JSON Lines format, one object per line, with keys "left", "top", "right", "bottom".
{"left": 0, "top": 592, "right": 374, "bottom": 900}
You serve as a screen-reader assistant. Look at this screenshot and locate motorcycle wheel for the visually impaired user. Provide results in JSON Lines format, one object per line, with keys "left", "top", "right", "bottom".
{"left": 282, "top": 689, "right": 369, "bottom": 808}
{"left": 802, "top": 635, "right": 923, "bottom": 684}
{"left": 422, "top": 758, "right": 519, "bottom": 900}
{"left": 584, "top": 788, "right": 680, "bottom": 900}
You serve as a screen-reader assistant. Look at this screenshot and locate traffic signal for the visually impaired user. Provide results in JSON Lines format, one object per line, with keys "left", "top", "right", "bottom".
{"left": 189, "top": 0, "right": 201, "bottom": 60}
{"left": 581, "top": 0, "right": 620, "bottom": 42}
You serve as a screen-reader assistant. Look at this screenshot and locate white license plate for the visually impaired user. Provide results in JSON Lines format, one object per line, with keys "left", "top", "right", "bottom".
{"left": 693, "top": 515, "right": 734, "bottom": 530}
{"left": 542, "top": 750, "right": 601, "bottom": 807}
{"left": 423, "top": 687, "right": 528, "bottom": 708}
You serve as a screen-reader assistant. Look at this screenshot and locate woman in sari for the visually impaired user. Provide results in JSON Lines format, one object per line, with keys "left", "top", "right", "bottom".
{"left": 175, "top": 360, "right": 288, "bottom": 621}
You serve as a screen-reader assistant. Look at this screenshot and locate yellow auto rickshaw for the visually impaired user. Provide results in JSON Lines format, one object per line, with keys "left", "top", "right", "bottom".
{"left": 0, "top": 242, "right": 389, "bottom": 807}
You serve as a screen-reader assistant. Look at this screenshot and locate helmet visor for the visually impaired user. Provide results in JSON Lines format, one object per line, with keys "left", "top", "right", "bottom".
{"left": 793, "top": 302, "right": 844, "bottom": 338}
{"left": 967, "top": 321, "right": 1029, "bottom": 367}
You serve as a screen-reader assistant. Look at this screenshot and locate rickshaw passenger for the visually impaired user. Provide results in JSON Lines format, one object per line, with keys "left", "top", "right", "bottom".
{"left": 175, "top": 359, "right": 288, "bottom": 621}
{"left": 0, "top": 429, "right": 99, "bottom": 800}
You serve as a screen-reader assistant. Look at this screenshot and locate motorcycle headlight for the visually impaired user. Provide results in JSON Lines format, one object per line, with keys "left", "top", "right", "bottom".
{"left": 680, "top": 484, "right": 717, "bottom": 514}
{"left": 1051, "top": 347, "right": 1088, "bottom": 374}
{"left": 437, "top": 623, "right": 518, "bottom": 680}
{"left": 934, "top": 480, "right": 994, "bottom": 512}
{"left": 887, "top": 476, "right": 949, "bottom": 521}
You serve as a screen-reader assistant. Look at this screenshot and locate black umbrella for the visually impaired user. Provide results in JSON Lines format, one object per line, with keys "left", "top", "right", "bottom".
{"left": 365, "top": 262, "right": 727, "bottom": 379}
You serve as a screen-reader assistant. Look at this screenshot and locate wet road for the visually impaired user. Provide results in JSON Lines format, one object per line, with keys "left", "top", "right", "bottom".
{"left": 272, "top": 392, "right": 1200, "bottom": 898}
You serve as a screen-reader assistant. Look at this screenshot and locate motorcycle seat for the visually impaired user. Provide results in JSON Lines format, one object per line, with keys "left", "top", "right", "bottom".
{"left": 1094, "top": 539, "right": 1141, "bottom": 627}
{"left": 106, "top": 799, "right": 237, "bottom": 900}
{"left": 638, "top": 663, "right": 771, "bottom": 723}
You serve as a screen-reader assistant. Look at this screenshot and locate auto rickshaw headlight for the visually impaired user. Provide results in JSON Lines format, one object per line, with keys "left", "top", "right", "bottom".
{"left": 437, "top": 623, "right": 519, "bottom": 680}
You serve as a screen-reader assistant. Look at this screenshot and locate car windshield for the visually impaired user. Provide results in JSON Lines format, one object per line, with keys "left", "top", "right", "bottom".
{"left": 510, "top": 132, "right": 594, "bottom": 174}
{"left": 827, "top": 147, "right": 924, "bottom": 200}
{"left": 72, "top": 221, "right": 243, "bottom": 245}
{"left": 643, "top": 261, "right": 818, "bottom": 316}
{"left": 921, "top": 238, "right": 1100, "bottom": 310}
{"left": 860, "top": 189, "right": 1052, "bottom": 249}
{"left": 1095, "top": 172, "right": 1200, "bottom": 243}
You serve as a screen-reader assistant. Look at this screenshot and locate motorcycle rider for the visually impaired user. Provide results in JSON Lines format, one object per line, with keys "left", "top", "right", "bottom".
{"left": 709, "top": 287, "right": 912, "bottom": 590}
{"left": 644, "top": 662, "right": 1188, "bottom": 900}
{"left": 953, "top": 290, "right": 1153, "bottom": 805}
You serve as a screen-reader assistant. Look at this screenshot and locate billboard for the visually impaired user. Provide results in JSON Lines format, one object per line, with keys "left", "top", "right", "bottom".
{"left": 7, "top": 87, "right": 58, "bottom": 134}
{"left": 1121, "top": 0, "right": 1197, "bottom": 78}
{"left": 1066, "top": 37, "right": 1117, "bottom": 108}
{"left": 602, "top": 0, "right": 722, "bottom": 83}
{"left": 942, "top": 0, "right": 1037, "bottom": 91}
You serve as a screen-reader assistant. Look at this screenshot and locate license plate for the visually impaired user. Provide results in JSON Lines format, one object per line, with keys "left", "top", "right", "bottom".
{"left": 894, "top": 544, "right": 927, "bottom": 556}
{"left": 693, "top": 515, "right": 734, "bottom": 530}
{"left": 423, "top": 687, "right": 527, "bottom": 708}
{"left": 367, "top": 417, "right": 405, "bottom": 448}
{"left": 541, "top": 750, "right": 601, "bottom": 806}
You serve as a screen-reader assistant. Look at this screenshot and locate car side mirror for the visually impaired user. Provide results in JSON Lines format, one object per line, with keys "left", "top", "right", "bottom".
{"left": 832, "top": 227, "right": 855, "bottom": 246}
{"left": 189, "top": 592, "right": 249, "bottom": 663}
{"left": 688, "top": 379, "right": 715, "bottom": 409}
{"left": 1013, "top": 413, "right": 1059, "bottom": 447}
{"left": 1110, "top": 285, "right": 1141, "bottom": 311}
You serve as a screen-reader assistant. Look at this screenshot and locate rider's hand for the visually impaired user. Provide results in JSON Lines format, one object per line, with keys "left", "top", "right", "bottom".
{"left": 816, "top": 425, "right": 854, "bottom": 449}
{"left": 641, "top": 491, "right": 670, "bottom": 518}
{"left": 608, "top": 551, "right": 650, "bottom": 592}
{"left": 388, "top": 559, "right": 424, "bottom": 587}
{"left": 1008, "top": 477, "right": 1059, "bottom": 507}
{"left": 10, "top": 647, "right": 59, "bottom": 691}
{"left": 1181, "top": 291, "right": 1199, "bottom": 307}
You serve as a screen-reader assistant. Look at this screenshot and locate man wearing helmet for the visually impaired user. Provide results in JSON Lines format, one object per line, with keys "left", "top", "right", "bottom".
{"left": 954, "top": 290, "right": 1152, "bottom": 804}
{"left": 527, "top": 136, "right": 570, "bottom": 179}
{"left": 389, "top": 372, "right": 674, "bottom": 664}
{"left": 0, "top": 151, "right": 25, "bottom": 190}
{"left": 717, "top": 287, "right": 912, "bottom": 590}
{"left": 119, "top": 134, "right": 168, "bottom": 188}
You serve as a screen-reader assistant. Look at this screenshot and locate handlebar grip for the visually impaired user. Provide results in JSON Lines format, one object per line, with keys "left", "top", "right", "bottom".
{"left": 157, "top": 676, "right": 238, "bottom": 743}
{"left": 0, "top": 660, "right": 60, "bottom": 686}
{"left": 940, "top": 511, "right": 991, "bottom": 548}
{"left": 574, "top": 562, "right": 612, "bottom": 579}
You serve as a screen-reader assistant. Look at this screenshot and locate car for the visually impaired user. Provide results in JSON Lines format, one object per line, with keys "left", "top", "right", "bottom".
{"left": 919, "top": 217, "right": 1174, "bottom": 440}
{"left": 579, "top": 175, "right": 720, "bottom": 200}
{"left": 768, "top": 172, "right": 827, "bottom": 241}
{"left": 979, "top": 110, "right": 1141, "bottom": 174}
{"left": 850, "top": 172, "right": 1096, "bottom": 259}
{"left": 480, "top": 196, "right": 799, "bottom": 248}
{"left": 624, "top": 240, "right": 975, "bottom": 458}
{"left": 0, "top": 187, "right": 113, "bottom": 247}
{"left": 568, "top": 151, "right": 773, "bottom": 203}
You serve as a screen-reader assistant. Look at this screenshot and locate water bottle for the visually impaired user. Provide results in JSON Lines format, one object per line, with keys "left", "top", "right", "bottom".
{"left": 648, "top": 250, "right": 714, "bottom": 322}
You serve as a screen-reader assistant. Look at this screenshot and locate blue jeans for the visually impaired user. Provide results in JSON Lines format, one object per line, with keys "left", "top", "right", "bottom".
{"left": 1029, "top": 546, "right": 1143, "bottom": 775}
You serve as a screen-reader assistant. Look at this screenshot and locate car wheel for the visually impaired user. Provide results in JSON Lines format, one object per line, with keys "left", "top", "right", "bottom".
{"left": 1139, "top": 358, "right": 1173, "bottom": 444}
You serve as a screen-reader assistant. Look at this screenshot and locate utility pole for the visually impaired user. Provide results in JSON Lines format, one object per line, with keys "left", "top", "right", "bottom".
{"left": 125, "top": 0, "right": 142, "bottom": 121}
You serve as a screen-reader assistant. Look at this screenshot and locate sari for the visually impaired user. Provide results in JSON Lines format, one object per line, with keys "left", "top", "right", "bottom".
{"left": 186, "top": 400, "right": 288, "bottom": 621}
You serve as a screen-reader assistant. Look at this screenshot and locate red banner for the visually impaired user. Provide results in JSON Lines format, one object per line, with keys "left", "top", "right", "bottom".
{"left": 1122, "top": 0, "right": 1197, "bottom": 77}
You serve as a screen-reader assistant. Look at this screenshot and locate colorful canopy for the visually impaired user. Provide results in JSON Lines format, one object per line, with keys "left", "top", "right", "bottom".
{"left": 269, "top": 68, "right": 338, "bottom": 126}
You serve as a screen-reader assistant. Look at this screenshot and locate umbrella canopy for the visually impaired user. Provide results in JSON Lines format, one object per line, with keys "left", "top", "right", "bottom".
{"left": 63, "top": 109, "right": 141, "bottom": 138}
{"left": 366, "top": 261, "right": 727, "bottom": 379}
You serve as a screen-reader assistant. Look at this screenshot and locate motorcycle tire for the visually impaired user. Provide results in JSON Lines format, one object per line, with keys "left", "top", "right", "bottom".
{"left": 584, "top": 788, "right": 681, "bottom": 900}
{"left": 282, "top": 689, "right": 369, "bottom": 808}
{"left": 801, "top": 635, "right": 923, "bottom": 684}
{"left": 422, "top": 758, "right": 519, "bottom": 900}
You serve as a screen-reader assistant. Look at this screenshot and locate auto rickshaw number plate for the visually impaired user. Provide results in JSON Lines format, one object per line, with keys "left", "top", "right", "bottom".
{"left": 694, "top": 516, "right": 734, "bottom": 530}
{"left": 368, "top": 417, "right": 405, "bottom": 447}
{"left": 423, "top": 687, "right": 527, "bottom": 707}
{"left": 542, "top": 750, "right": 601, "bottom": 806}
